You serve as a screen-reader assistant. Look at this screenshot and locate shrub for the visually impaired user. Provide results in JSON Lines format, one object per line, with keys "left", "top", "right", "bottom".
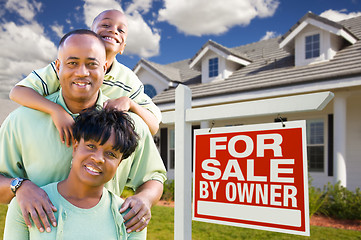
{"left": 318, "top": 182, "right": 361, "bottom": 220}
{"left": 161, "top": 180, "right": 175, "bottom": 201}
{"left": 308, "top": 179, "right": 327, "bottom": 217}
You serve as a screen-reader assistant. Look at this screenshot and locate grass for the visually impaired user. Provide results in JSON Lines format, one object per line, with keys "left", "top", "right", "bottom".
{"left": 0, "top": 204, "right": 359, "bottom": 239}
{"left": 148, "top": 206, "right": 361, "bottom": 240}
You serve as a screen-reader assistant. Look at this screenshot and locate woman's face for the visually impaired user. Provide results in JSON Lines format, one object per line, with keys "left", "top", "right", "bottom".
{"left": 71, "top": 132, "right": 123, "bottom": 187}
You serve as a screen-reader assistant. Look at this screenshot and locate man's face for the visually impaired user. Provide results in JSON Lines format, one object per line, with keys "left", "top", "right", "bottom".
{"left": 92, "top": 10, "right": 128, "bottom": 55}
{"left": 55, "top": 34, "right": 107, "bottom": 105}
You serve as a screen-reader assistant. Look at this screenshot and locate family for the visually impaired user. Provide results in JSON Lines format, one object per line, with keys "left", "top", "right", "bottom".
{"left": 0, "top": 9, "right": 167, "bottom": 239}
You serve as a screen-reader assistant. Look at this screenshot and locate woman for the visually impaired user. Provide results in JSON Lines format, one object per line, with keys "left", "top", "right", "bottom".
{"left": 4, "top": 107, "right": 144, "bottom": 239}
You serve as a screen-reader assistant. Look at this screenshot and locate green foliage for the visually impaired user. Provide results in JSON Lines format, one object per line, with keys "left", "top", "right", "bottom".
{"left": 319, "top": 182, "right": 361, "bottom": 220}
{"left": 308, "top": 178, "right": 327, "bottom": 217}
{"left": 120, "top": 186, "right": 134, "bottom": 198}
{"left": 161, "top": 179, "right": 174, "bottom": 201}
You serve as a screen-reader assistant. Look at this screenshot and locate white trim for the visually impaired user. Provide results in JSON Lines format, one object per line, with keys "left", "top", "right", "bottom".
{"left": 189, "top": 46, "right": 209, "bottom": 69}
{"left": 279, "top": 17, "right": 357, "bottom": 49}
{"left": 190, "top": 45, "right": 251, "bottom": 70}
{"left": 158, "top": 75, "right": 361, "bottom": 112}
{"left": 162, "top": 91, "right": 334, "bottom": 124}
{"left": 136, "top": 62, "right": 170, "bottom": 86}
{"left": 280, "top": 21, "right": 308, "bottom": 48}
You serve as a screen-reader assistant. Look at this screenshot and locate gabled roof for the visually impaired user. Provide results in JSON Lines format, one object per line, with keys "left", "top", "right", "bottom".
{"left": 134, "top": 59, "right": 181, "bottom": 82}
{"left": 279, "top": 12, "right": 358, "bottom": 52}
{"left": 189, "top": 40, "right": 252, "bottom": 70}
{"left": 152, "top": 15, "right": 361, "bottom": 105}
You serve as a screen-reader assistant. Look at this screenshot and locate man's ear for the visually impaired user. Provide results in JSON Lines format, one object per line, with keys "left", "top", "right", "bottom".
{"left": 55, "top": 59, "right": 60, "bottom": 73}
{"left": 104, "top": 61, "right": 108, "bottom": 73}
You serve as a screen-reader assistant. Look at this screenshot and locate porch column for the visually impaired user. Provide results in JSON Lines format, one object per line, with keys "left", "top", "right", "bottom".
{"left": 333, "top": 94, "right": 347, "bottom": 187}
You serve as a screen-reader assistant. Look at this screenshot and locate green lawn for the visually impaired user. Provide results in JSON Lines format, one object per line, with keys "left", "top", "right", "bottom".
{"left": 0, "top": 204, "right": 360, "bottom": 239}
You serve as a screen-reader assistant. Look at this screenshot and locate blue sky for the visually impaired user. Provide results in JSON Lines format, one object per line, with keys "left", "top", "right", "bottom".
{"left": 0, "top": 0, "right": 360, "bottom": 95}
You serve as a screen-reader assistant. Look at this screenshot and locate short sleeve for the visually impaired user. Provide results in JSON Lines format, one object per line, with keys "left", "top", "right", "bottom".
{"left": 16, "top": 62, "right": 60, "bottom": 96}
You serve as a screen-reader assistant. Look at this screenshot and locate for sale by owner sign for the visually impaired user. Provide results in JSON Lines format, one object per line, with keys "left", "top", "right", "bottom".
{"left": 192, "top": 121, "right": 310, "bottom": 236}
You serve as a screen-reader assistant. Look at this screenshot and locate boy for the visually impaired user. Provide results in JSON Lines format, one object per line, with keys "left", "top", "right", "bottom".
{"left": 9, "top": 9, "right": 161, "bottom": 146}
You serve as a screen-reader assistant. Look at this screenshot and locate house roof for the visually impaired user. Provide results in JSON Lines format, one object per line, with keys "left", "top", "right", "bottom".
{"left": 279, "top": 12, "right": 358, "bottom": 51}
{"left": 189, "top": 40, "right": 252, "bottom": 70}
{"left": 150, "top": 14, "right": 361, "bottom": 105}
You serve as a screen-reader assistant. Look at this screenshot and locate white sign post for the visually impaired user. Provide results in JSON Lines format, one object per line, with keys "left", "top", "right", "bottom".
{"left": 192, "top": 121, "right": 310, "bottom": 236}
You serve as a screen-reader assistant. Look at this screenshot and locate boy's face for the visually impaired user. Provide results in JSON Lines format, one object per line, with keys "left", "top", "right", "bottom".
{"left": 55, "top": 34, "right": 107, "bottom": 105}
{"left": 92, "top": 10, "right": 128, "bottom": 55}
{"left": 72, "top": 132, "right": 123, "bottom": 187}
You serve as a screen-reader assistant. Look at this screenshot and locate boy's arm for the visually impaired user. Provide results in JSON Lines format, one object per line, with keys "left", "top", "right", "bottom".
{"left": 9, "top": 86, "right": 74, "bottom": 146}
{"left": 104, "top": 97, "right": 159, "bottom": 135}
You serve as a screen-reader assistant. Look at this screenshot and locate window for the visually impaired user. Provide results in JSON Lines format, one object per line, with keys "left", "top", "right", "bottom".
{"left": 144, "top": 84, "right": 157, "bottom": 98}
{"left": 307, "top": 119, "right": 324, "bottom": 172}
{"left": 208, "top": 57, "right": 218, "bottom": 78}
{"left": 305, "top": 34, "right": 320, "bottom": 59}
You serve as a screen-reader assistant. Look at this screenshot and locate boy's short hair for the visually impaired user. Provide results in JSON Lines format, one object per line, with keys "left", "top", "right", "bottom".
{"left": 73, "top": 106, "right": 139, "bottom": 160}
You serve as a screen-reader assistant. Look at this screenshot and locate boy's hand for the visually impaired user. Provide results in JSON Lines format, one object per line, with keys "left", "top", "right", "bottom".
{"left": 103, "top": 97, "right": 133, "bottom": 112}
{"left": 119, "top": 195, "right": 151, "bottom": 233}
{"left": 16, "top": 180, "right": 57, "bottom": 233}
{"left": 50, "top": 107, "right": 74, "bottom": 147}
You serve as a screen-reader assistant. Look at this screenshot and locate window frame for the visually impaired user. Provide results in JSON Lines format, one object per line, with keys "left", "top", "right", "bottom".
{"left": 305, "top": 33, "right": 320, "bottom": 59}
{"left": 306, "top": 118, "right": 327, "bottom": 173}
{"left": 208, "top": 57, "right": 219, "bottom": 78}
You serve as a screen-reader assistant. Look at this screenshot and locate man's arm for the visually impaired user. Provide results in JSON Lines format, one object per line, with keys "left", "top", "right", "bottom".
{"left": 10, "top": 86, "right": 74, "bottom": 146}
{"left": 119, "top": 180, "right": 163, "bottom": 233}
{"left": 0, "top": 175, "right": 57, "bottom": 233}
{"left": 0, "top": 174, "right": 15, "bottom": 204}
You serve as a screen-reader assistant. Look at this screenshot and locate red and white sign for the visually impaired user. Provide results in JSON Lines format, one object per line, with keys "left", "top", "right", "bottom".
{"left": 192, "top": 121, "right": 310, "bottom": 236}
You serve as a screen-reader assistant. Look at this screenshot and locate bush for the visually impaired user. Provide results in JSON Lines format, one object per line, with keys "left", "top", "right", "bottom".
{"left": 308, "top": 179, "right": 327, "bottom": 217}
{"left": 161, "top": 180, "right": 174, "bottom": 201}
{"left": 318, "top": 182, "right": 361, "bottom": 220}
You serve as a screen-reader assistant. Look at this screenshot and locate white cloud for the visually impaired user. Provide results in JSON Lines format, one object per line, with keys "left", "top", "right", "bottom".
{"left": 0, "top": 21, "right": 57, "bottom": 94}
{"left": 0, "top": 0, "right": 56, "bottom": 95}
{"left": 158, "top": 0, "right": 279, "bottom": 36}
{"left": 82, "top": 0, "right": 160, "bottom": 58}
{"left": 5, "top": 0, "right": 42, "bottom": 22}
{"left": 125, "top": 0, "right": 152, "bottom": 14}
{"left": 51, "top": 23, "right": 64, "bottom": 38}
{"left": 260, "top": 31, "right": 279, "bottom": 41}
{"left": 125, "top": 11, "right": 160, "bottom": 58}
{"left": 320, "top": 9, "right": 361, "bottom": 22}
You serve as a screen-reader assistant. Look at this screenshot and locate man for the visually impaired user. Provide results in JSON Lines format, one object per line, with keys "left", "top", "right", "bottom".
{"left": 0, "top": 29, "right": 166, "bottom": 234}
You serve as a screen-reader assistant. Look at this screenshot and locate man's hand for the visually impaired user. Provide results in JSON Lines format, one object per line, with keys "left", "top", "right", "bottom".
{"left": 103, "top": 97, "right": 132, "bottom": 112}
{"left": 119, "top": 195, "right": 151, "bottom": 233}
{"left": 15, "top": 180, "right": 57, "bottom": 233}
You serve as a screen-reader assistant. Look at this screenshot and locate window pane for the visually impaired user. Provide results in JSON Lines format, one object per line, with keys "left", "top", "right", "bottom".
{"left": 308, "top": 146, "right": 324, "bottom": 172}
{"left": 305, "top": 34, "right": 320, "bottom": 59}
{"left": 307, "top": 119, "right": 324, "bottom": 172}
{"left": 144, "top": 84, "right": 157, "bottom": 98}
{"left": 209, "top": 57, "right": 219, "bottom": 78}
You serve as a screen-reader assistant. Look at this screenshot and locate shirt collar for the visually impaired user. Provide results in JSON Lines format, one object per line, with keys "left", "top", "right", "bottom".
{"left": 55, "top": 89, "right": 108, "bottom": 118}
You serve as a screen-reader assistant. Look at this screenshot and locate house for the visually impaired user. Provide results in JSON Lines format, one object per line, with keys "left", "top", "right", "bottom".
{"left": 134, "top": 12, "right": 361, "bottom": 191}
